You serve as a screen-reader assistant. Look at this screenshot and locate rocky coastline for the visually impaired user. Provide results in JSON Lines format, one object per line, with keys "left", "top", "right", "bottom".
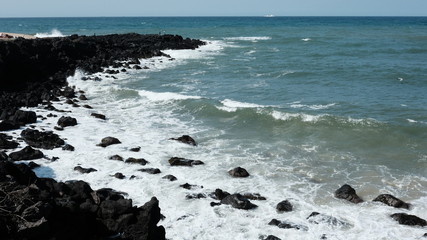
{"left": 1, "top": 33, "right": 426, "bottom": 239}
{"left": 0, "top": 33, "right": 204, "bottom": 240}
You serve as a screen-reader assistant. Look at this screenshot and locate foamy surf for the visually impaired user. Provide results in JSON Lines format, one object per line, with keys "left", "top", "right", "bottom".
{"left": 35, "top": 28, "right": 65, "bottom": 38}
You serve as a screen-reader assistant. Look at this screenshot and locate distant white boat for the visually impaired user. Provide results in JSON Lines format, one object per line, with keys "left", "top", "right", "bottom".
{"left": 264, "top": 14, "right": 275, "bottom": 17}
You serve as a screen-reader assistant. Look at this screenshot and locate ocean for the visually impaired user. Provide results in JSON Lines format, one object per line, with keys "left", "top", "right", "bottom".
{"left": 2, "top": 17, "right": 427, "bottom": 239}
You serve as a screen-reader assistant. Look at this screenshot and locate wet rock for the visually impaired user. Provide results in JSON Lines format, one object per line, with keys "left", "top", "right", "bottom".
{"left": 9, "top": 146, "right": 44, "bottom": 161}
{"left": 228, "top": 167, "right": 250, "bottom": 178}
{"left": 74, "top": 166, "right": 97, "bottom": 174}
{"left": 180, "top": 183, "right": 198, "bottom": 190}
{"left": 109, "top": 155, "right": 124, "bottom": 161}
{"left": 113, "top": 172, "right": 125, "bottom": 179}
{"left": 133, "top": 65, "right": 142, "bottom": 70}
{"left": 390, "top": 213, "right": 427, "bottom": 227}
{"left": 130, "top": 146, "right": 141, "bottom": 152}
{"left": 423, "top": 233, "right": 427, "bottom": 238}
{"left": 276, "top": 200, "right": 293, "bottom": 212}
{"left": 268, "top": 219, "right": 308, "bottom": 231}
{"left": 307, "top": 212, "right": 351, "bottom": 228}
{"left": 373, "top": 194, "right": 410, "bottom": 209}
{"left": 125, "top": 157, "right": 148, "bottom": 165}
{"left": 62, "top": 144, "right": 75, "bottom": 151}
{"left": 168, "top": 157, "right": 204, "bottom": 166}
{"left": 0, "top": 133, "right": 19, "bottom": 149}
{"left": 79, "top": 94, "right": 88, "bottom": 100}
{"left": 0, "top": 161, "right": 37, "bottom": 184}
{"left": 0, "top": 120, "right": 21, "bottom": 131}
{"left": 0, "top": 151, "right": 8, "bottom": 160}
{"left": 261, "top": 235, "right": 282, "bottom": 240}
{"left": 65, "top": 99, "right": 74, "bottom": 104}
{"left": 138, "top": 168, "right": 161, "bottom": 174}
{"left": 53, "top": 126, "right": 63, "bottom": 131}
{"left": 162, "top": 175, "right": 177, "bottom": 181}
{"left": 334, "top": 184, "right": 363, "bottom": 204}
{"left": 62, "top": 87, "right": 76, "bottom": 98}
{"left": 91, "top": 113, "right": 106, "bottom": 120}
{"left": 28, "top": 161, "right": 41, "bottom": 169}
{"left": 57, "top": 116, "right": 77, "bottom": 128}
{"left": 211, "top": 188, "right": 231, "bottom": 200}
{"left": 243, "top": 193, "right": 267, "bottom": 201}
{"left": 169, "top": 135, "right": 197, "bottom": 146}
{"left": 20, "top": 128, "right": 65, "bottom": 149}
{"left": 220, "top": 194, "right": 257, "bottom": 210}
{"left": 83, "top": 104, "right": 92, "bottom": 109}
{"left": 186, "top": 193, "right": 207, "bottom": 199}
{"left": 97, "top": 136, "right": 121, "bottom": 147}
{"left": 10, "top": 110, "right": 37, "bottom": 125}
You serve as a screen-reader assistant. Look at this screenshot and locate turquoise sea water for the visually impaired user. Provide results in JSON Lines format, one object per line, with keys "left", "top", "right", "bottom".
{"left": 2, "top": 17, "right": 427, "bottom": 239}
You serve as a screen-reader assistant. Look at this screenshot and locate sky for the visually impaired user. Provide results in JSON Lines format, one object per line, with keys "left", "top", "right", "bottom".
{"left": 0, "top": 0, "right": 426, "bottom": 17}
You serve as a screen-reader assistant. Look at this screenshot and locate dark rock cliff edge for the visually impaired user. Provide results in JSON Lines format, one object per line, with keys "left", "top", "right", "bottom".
{"left": 0, "top": 33, "right": 205, "bottom": 239}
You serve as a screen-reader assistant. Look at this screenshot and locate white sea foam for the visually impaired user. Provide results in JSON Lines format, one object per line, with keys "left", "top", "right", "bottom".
{"left": 301, "top": 38, "right": 312, "bottom": 42}
{"left": 271, "top": 110, "right": 324, "bottom": 122}
{"left": 35, "top": 28, "right": 65, "bottom": 38}
{"left": 290, "top": 102, "right": 336, "bottom": 110}
{"left": 138, "top": 90, "right": 202, "bottom": 102}
{"left": 218, "top": 99, "right": 265, "bottom": 112}
{"left": 223, "top": 36, "right": 272, "bottom": 42}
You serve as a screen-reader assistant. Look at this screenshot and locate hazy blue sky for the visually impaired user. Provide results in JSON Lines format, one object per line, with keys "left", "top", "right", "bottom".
{"left": 1, "top": 0, "right": 426, "bottom": 17}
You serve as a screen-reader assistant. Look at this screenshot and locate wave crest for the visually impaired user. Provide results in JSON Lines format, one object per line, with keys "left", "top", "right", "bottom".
{"left": 35, "top": 29, "right": 65, "bottom": 38}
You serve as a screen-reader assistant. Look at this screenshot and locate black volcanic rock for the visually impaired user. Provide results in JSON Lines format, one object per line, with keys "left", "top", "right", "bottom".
{"left": 91, "top": 113, "right": 106, "bottom": 120}
{"left": 373, "top": 194, "right": 411, "bottom": 209}
{"left": 9, "top": 146, "right": 44, "bottom": 161}
{"left": 125, "top": 157, "right": 148, "bottom": 165}
{"left": 74, "top": 166, "right": 98, "bottom": 174}
{"left": 0, "top": 33, "right": 205, "bottom": 110}
{"left": 228, "top": 167, "right": 250, "bottom": 178}
{"left": 97, "top": 136, "right": 121, "bottom": 147}
{"left": 168, "top": 157, "right": 204, "bottom": 166}
{"left": 20, "top": 128, "right": 65, "bottom": 149}
{"left": 220, "top": 194, "right": 257, "bottom": 210}
{"left": 268, "top": 219, "right": 308, "bottom": 231}
{"left": 0, "top": 133, "right": 19, "bottom": 149}
{"left": 57, "top": 116, "right": 77, "bottom": 128}
{"left": 276, "top": 200, "right": 293, "bottom": 212}
{"left": 169, "top": 135, "right": 197, "bottom": 146}
{"left": 390, "top": 213, "right": 427, "bottom": 227}
{"left": 138, "top": 168, "right": 161, "bottom": 174}
{"left": 334, "top": 184, "right": 363, "bottom": 204}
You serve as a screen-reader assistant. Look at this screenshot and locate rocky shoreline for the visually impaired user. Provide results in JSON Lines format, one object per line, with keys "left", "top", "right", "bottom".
{"left": 0, "top": 33, "right": 204, "bottom": 240}
{"left": 1, "top": 33, "right": 426, "bottom": 239}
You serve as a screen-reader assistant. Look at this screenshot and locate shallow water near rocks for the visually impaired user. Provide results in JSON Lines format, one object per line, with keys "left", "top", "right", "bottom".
{"left": 3, "top": 17, "right": 427, "bottom": 239}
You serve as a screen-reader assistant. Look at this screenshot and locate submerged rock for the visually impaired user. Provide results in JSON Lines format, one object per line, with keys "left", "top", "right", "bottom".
{"left": 20, "top": 129, "right": 65, "bottom": 149}
{"left": 276, "top": 200, "right": 293, "bottom": 212}
{"left": 261, "top": 235, "right": 282, "bottom": 240}
{"left": 373, "top": 194, "right": 410, "bottom": 209}
{"left": 228, "top": 167, "right": 250, "bottom": 178}
{"left": 97, "top": 137, "right": 121, "bottom": 147}
{"left": 334, "top": 184, "right": 363, "bottom": 204}
{"left": 220, "top": 194, "right": 257, "bottom": 210}
{"left": 138, "top": 168, "right": 161, "bottom": 174}
{"left": 125, "top": 157, "right": 148, "bottom": 165}
{"left": 162, "top": 175, "right": 177, "bottom": 181}
{"left": 307, "top": 212, "right": 351, "bottom": 228}
{"left": 109, "top": 155, "right": 124, "bottom": 161}
{"left": 9, "top": 146, "right": 44, "bottom": 161}
{"left": 74, "top": 166, "right": 98, "bottom": 174}
{"left": 390, "top": 213, "right": 427, "bottom": 227}
{"left": 168, "top": 157, "right": 204, "bottom": 166}
{"left": 169, "top": 135, "right": 197, "bottom": 146}
{"left": 91, "top": 113, "right": 106, "bottom": 120}
{"left": 130, "top": 146, "right": 141, "bottom": 152}
{"left": 62, "top": 144, "right": 75, "bottom": 151}
{"left": 268, "top": 219, "right": 308, "bottom": 231}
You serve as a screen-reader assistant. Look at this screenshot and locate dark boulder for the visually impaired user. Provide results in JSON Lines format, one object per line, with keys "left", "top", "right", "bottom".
{"left": 228, "top": 167, "right": 250, "bottom": 178}
{"left": 9, "top": 146, "right": 44, "bottom": 161}
{"left": 91, "top": 113, "right": 106, "bottom": 120}
{"left": 186, "top": 193, "right": 207, "bottom": 199}
{"left": 0, "top": 133, "right": 19, "bottom": 149}
{"left": 10, "top": 110, "right": 37, "bottom": 125}
{"left": 169, "top": 135, "right": 197, "bottom": 146}
{"left": 20, "top": 128, "right": 65, "bottom": 149}
{"left": 74, "top": 166, "right": 98, "bottom": 174}
{"left": 162, "top": 175, "right": 177, "bottom": 181}
{"left": 79, "top": 94, "right": 88, "bottom": 100}
{"left": 0, "top": 151, "right": 8, "bottom": 160}
{"left": 97, "top": 136, "right": 121, "bottom": 147}
{"left": 62, "top": 144, "right": 75, "bottom": 151}
{"left": 125, "top": 157, "right": 148, "bottom": 165}
{"left": 220, "top": 194, "right": 257, "bottom": 210}
{"left": 0, "top": 161, "right": 37, "bottom": 184}
{"left": 0, "top": 120, "right": 21, "bottom": 131}
{"left": 28, "top": 161, "right": 41, "bottom": 169}
{"left": 130, "top": 146, "right": 141, "bottom": 152}
{"left": 261, "top": 235, "right": 282, "bottom": 240}
{"left": 57, "top": 116, "right": 77, "bottom": 128}
{"left": 242, "top": 193, "right": 266, "bottom": 201}
{"left": 168, "top": 157, "right": 204, "bottom": 166}
{"left": 113, "top": 172, "right": 125, "bottom": 179}
{"left": 390, "top": 213, "right": 427, "bottom": 227}
{"left": 268, "top": 219, "right": 308, "bottom": 231}
{"left": 109, "top": 155, "right": 124, "bottom": 161}
{"left": 180, "top": 183, "right": 198, "bottom": 190}
{"left": 373, "top": 194, "right": 410, "bottom": 209}
{"left": 334, "top": 184, "right": 363, "bottom": 204}
{"left": 138, "top": 168, "right": 161, "bottom": 174}
{"left": 276, "top": 200, "right": 293, "bottom": 212}
{"left": 211, "top": 188, "right": 231, "bottom": 200}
